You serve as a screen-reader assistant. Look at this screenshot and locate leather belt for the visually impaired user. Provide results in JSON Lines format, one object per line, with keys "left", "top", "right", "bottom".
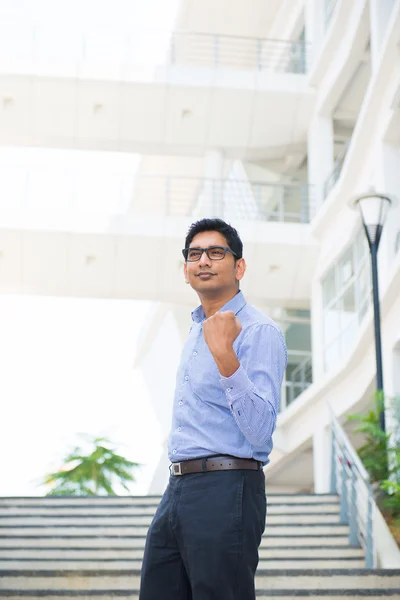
{"left": 169, "top": 455, "right": 261, "bottom": 476}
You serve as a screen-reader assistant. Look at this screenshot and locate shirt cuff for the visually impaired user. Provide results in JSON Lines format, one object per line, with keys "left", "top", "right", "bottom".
{"left": 219, "top": 364, "right": 252, "bottom": 403}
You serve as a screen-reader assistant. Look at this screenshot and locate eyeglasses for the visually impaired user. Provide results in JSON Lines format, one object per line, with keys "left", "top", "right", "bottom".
{"left": 182, "top": 245, "right": 238, "bottom": 262}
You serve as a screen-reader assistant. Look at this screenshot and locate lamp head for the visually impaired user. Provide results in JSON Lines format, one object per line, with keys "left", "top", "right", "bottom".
{"left": 348, "top": 190, "right": 397, "bottom": 248}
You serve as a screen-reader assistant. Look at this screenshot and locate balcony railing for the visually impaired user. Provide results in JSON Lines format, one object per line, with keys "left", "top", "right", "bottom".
{"left": 0, "top": 169, "right": 314, "bottom": 225}
{"left": 169, "top": 33, "right": 309, "bottom": 74}
{"left": 0, "top": 23, "right": 310, "bottom": 79}
{"left": 281, "top": 350, "right": 313, "bottom": 411}
{"left": 132, "top": 176, "right": 314, "bottom": 223}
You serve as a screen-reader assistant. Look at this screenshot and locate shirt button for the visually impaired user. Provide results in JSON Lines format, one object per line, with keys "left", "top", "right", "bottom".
{"left": 227, "top": 387, "right": 232, "bottom": 392}
{"left": 179, "top": 401, "right": 183, "bottom": 406}
{"left": 193, "top": 351, "right": 198, "bottom": 357}
{"left": 184, "top": 375, "right": 189, "bottom": 381}
{"left": 172, "top": 449, "right": 177, "bottom": 454}
{"left": 178, "top": 427, "right": 181, "bottom": 432}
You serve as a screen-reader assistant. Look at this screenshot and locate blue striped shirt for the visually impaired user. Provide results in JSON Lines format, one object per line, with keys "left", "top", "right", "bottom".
{"left": 168, "top": 291, "right": 288, "bottom": 465}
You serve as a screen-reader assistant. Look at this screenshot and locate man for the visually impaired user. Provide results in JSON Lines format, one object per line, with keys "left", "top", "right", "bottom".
{"left": 139, "top": 218, "right": 287, "bottom": 600}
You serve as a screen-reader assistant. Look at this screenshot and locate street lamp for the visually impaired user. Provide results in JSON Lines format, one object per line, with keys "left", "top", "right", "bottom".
{"left": 349, "top": 191, "right": 396, "bottom": 432}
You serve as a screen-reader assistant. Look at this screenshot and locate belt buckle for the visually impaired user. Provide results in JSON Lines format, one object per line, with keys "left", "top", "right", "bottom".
{"left": 172, "top": 462, "right": 182, "bottom": 476}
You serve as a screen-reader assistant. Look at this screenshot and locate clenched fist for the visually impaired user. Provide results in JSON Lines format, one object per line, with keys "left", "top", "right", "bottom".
{"left": 203, "top": 311, "right": 242, "bottom": 365}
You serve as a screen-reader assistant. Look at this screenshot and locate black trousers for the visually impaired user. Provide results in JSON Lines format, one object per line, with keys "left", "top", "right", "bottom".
{"left": 139, "top": 468, "right": 267, "bottom": 600}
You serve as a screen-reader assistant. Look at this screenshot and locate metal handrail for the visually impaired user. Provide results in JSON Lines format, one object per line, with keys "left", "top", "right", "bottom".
{"left": 329, "top": 408, "right": 376, "bottom": 568}
{"left": 0, "top": 169, "right": 315, "bottom": 224}
{"left": 281, "top": 352, "right": 313, "bottom": 409}
{"left": 290, "top": 355, "right": 312, "bottom": 382}
{"left": 169, "top": 32, "right": 310, "bottom": 74}
{"left": 0, "top": 23, "right": 310, "bottom": 77}
{"left": 133, "top": 176, "right": 314, "bottom": 223}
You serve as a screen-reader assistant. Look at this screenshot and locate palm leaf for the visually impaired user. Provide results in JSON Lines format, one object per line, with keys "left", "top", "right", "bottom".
{"left": 39, "top": 434, "right": 141, "bottom": 496}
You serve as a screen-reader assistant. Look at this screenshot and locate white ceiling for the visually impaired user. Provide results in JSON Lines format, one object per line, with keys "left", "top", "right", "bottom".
{"left": 0, "top": 73, "right": 314, "bottom": 161}
{"left": 176, "top": 0, "right": 282, "bottom": 37}
{"left": 0, "top": 218, "right": 318, "bottom": 307}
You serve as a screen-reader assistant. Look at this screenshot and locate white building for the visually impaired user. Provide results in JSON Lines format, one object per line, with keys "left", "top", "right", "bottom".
{"left": 0, "top": 0, "right": 399, "bottom": 494}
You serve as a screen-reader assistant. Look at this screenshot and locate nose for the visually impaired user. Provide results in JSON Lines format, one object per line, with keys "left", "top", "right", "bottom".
{"left": 198, "top": 249, "right": 211, "bottom": 266}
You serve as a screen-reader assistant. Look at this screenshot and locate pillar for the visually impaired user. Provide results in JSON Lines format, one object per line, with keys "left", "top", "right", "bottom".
{"left": 304, "top": 0, "right": 325, "bottom": 66}
{"left": 194, "top": 149, "right": 225, "bottom": 218}
{"left": 313, "top": 424, "right": 332, "bottom": 493}
{"left": 369, "top": 0, "right": 396, "bottom": 73}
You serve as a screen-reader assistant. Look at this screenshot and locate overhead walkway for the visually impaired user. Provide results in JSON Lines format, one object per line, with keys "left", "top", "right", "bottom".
{"left": 0, "top": 176, "right": 318, "bottom": 305}
{"left": 0, "top": 26, "right": 314, "bottom": 158}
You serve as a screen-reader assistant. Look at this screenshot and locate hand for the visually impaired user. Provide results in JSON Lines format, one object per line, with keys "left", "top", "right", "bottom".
{"left": 203, "top": 311, "right": 242, "bottom": 359}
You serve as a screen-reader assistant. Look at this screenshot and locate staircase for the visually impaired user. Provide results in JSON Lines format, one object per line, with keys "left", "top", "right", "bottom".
{"left": 0, "top": 494, "right": 399, "bottom": 599}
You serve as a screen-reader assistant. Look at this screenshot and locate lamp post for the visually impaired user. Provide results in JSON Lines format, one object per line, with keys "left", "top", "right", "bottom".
{"left": 349, "top": 191, "right": 395, "bottom": 433}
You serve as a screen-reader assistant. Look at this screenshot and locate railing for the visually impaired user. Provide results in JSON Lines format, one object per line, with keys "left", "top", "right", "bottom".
{"left": 170, "top": 33, "right": 309, "bottom": 74}
{"left": 323, "top": 142, "right": 350, "bottom": 201}
{"left": 0, "top": 168, "right": 314, "bottom": 224}
{"left": 281, "top": 351, "right": 313, "bottom": 410}
{"left": 132, "top": 177, "right": 314, "bottom": 223}
{"left": 330, "top": 410, "right": 376, "bottom": 567}
{"left": 286, "top": 356, "right": 312, "bottom": 405}
{"left": 0, "top": 23, "right": 310, "bottom": 79}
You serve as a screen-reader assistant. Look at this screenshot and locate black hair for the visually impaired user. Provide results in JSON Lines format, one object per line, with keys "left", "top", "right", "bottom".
{"left": 184, "top": 218, "right": 243, "bottom": 259}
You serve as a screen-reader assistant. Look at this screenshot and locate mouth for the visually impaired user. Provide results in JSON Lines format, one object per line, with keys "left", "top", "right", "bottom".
{"left": 196, "top": 273, "right": 215, "bottom": 280}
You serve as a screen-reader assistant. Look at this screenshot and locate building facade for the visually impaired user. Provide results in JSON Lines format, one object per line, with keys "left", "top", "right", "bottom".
{"left": 0, "top": 0, "right": 399, "bottom": 493}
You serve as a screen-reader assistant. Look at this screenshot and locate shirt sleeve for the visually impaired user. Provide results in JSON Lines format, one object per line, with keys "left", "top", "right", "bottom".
{"left": 219, "top": 323, "right": 287, "bottom": 447}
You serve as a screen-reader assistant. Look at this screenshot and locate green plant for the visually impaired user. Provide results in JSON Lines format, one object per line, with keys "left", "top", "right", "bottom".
{"left": 38, "top": 434, "right": 140, "bottom": 496}
{"left": 381, "top": 481, "right": 400, "bottom": 522}
{"left": 349, "top": 394, "right": 400, "bottom": 533}
{"left": 348, "top": 394, "right": 389, "bottom": 483}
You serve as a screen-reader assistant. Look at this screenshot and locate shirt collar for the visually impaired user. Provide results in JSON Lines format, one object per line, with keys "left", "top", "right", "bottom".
{"left": 191, "top": 290, "right": 247, "bottom": 323}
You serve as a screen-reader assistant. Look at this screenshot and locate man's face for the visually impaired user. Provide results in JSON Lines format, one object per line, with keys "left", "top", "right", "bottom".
{"left": 183, "top": 230, "right": 246, "bottom": 295}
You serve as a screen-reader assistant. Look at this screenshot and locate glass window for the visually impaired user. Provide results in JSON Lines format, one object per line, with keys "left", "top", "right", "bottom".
{"left": 286, "top": 309, "right": 311, "bottom": 319}
{"left": 338, "top": 246, "right": 354, "bottom": 287}
{"left": 358, "top": 295, "right": 370, "bottom": 321}
{"left": 342, "top": 318, "right": 358, "bottom": 353}
{"left": 356, "top": 262, "right": 371, "bottom": 316}
{"left": 324, "top": 299, "right": 341, "bottom": 345}
{"left": 285, "top": 322, "right": 311, "bottom": 353}
{"left": 323, "top": 266, "right": 337, "bottom": 306}
{"left": 322, "top": 228, "right": 373, "bottom": 374}
{"left": 355, "top": 228, "right": 368, "bottom": 264}
{"left": 324, "top": 338, "right": 341, "bottom": 372}
{"left": 342, "top": 282, "right": 356, "bottom": 325}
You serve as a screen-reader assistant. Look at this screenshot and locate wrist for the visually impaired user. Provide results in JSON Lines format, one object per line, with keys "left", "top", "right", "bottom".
{"left": 212, "top": 348, "right": 240, "bottom": 378}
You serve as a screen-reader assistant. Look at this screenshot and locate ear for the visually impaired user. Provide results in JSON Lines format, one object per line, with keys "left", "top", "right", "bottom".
{"left": 183, "top": 261, "right": 190, "bottom": 284}
{"left": 235, "top": 258, "right": 246, "bottom": 282}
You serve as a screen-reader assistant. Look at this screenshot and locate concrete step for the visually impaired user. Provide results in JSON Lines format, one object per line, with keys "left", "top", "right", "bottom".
{"left": 0, "top": 559, "right": 367, "bottom": 570}
{"left": 1, "top": 569, "right": 399, "bottom": 591}
{"left": 0, "top": 507, "right": 159, "bottom": 517}
{"left": 0, "top": 534, "right": 351, "bottom": 548}
{"left": 0, "top": 524, "right": 350, "bottom": 537}
{"left": 1, "top": 592, "right": 400, "bottom": 600}
{"left": 0, "top": 497, "right": 163, "bottom": 507}
{"left": 0, "top": 593, "right": 400, "bottom": 599}
{"left": 0, "top": 502, "right": 341, "bottom": 516}
{"left": 0, "top": 545, "right": 365, "bottom": 560}
{"left": 0, "top": 513, "right": 343, "bottom": 526}
{"left": 0, "top": 494, "right": 339, "bottom": 507}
